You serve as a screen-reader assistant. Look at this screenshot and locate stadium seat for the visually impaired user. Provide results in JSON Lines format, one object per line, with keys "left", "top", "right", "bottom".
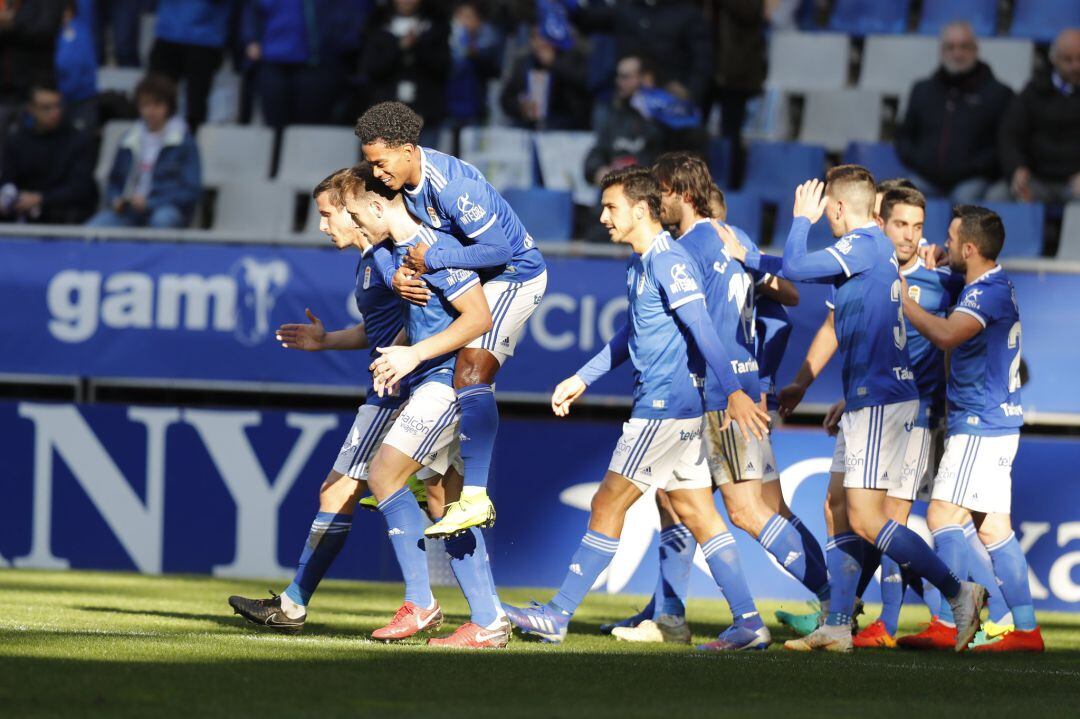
{"left": 771, "top": 211, "right": 837, "bottom": 251}
{"left": 534, "top": 131, "right": 597, "bottom": 206}
{"left": 741, "top": 89, "right": 791, "bottom": 142}
{"left": 979, "top": 38, "right": 1035, "bottom": 93}
{"left": 196, "top": 125, "right": 275, "bottom": 188}
{"left": 923, "top": 198, "right": 953, "bottom": 244}
{"left": 1058, "top": 204, "right": 1080, "bottom": 261}
{"left": 859, "top": 35, "right": 939, "bottom": 103}
{"left": 1010, "top": 0, "right": 1080, "bottom": 43}
{"left": 94, "top": 120, "right": 135, "bottom": 189}
{"left": 722, "top": 192, "right": 763, "bottom": 247}
{"left": 460, "top": 126, "right": 536, "bottom": 193}
{"left": 502, "top": 188, "right": 573, "bottom": 242}
{"left": 982, "top": 201, "right": 1045, "bottom": 258}
{"left": 275, "top": 126, "right": 359, "bottom": 190}
{"left": 212, "top": 181, "right": 295, "bottom": 236}
{"left": 917, "top": 0, "right": 997, "bottom": 36}
{"left": 798, "top": 89, "right": 884, "bottom": 153}
{"left": 843, "top": 142, "right": 908, "bottom": 183}
{"left": 765, "top": 32, "right": 851, "bottom": 91}
{"left": 828, "top": 0, "right": 910, "bottom": 35}
{"left": 96, "top": 67, "right": 143, "bottom": 96}
{"left": 742, "top": 141, "right": 827, "bottom": 206}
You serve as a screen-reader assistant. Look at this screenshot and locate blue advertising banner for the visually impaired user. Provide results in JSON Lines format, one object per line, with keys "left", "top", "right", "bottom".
{"left": 2, "top": 236, "right": 1078, "bottom": 414}
{"left": 2, "top": 401, "right": 1077, "bottom": 612}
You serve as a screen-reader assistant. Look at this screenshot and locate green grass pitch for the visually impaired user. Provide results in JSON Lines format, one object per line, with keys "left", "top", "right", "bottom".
{"left": 2, "top": 569, "right": 1079, "bottom": 718}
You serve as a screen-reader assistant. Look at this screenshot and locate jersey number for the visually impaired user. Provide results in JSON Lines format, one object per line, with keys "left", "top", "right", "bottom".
{"left": 1007, "top": 321, "right": 1022, "bottom": 393}
{"left": 728, "top": 273, "right": 756, "bottom": 342}
{"left": 890, "top": 279, "right": 907, "bottom": 351}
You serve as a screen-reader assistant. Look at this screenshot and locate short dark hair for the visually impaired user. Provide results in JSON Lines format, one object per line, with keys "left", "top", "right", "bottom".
{"left": 339, "top": 161, "right": 397, "bottom": 203}
{"left": 28, "top": 82, "right": 62, "bottom": 101}
{"left": 355, "top": 101, "right": 424, "bottom": 147}
{"left": 135, "top": 74, "right": 178, "bottom": 116}
{"left": 618, "top": 53, "right": 655, "bottom": 77}
{"left": 652, "top": 152, "right": 713, "bottom": 218}
{"left": 879, "top": 187, "right": 926, "bottom": 222}
{"left": 876, "top": 177, "right": 917, "bottom": 194}
{"left": 312, "top": 168, "right": 355, "bottom": 208}
{"left": 826, "top": 164, "right": 877, "bottom": 216}
{"left": 953, "top": 205, "right": 1005, "bottom": 260}
{"left": 600, "top": 166, "right": 662, "bottom": 221}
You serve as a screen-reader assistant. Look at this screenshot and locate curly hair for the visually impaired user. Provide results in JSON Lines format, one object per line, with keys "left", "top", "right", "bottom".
{"left": 600, "top": 166, "right": 662, "bottom": 221}
{"left": 354, "top": 101, "right": 424, "bottom": 146}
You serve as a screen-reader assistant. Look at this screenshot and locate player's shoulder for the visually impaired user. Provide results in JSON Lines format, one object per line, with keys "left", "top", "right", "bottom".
{"left": 419, "top": 223, "right": 461, "bottom": 249}
{"left": 645, "top": 232, "right": 691, "bottom": 266}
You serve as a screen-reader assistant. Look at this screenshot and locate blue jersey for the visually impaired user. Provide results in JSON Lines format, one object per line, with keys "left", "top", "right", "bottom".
{"left": 626, "top": 232, "right": 708, "bottom": 420}
{"left": 354, "top": 245, "right": 406, "bottom": 408}
{"left": 947, "top": 266, "right": 1023, "bottom": 436}
{"left": 756, "top": 298, "right": 791, "bottom": 410}
{"left": 403, "top": 147, "right": 546, "bottom": 283}
{"left": 901, "top": 259, "right": 964, "bottom": 427}
{"left": 677, "top": 219, "right": 759, "bottom": 411}
{"left": 822, "top": 225, "right": 918, "bottom": 410}
{"left": 390, "top": 226, "right": 481, "bottom": 388}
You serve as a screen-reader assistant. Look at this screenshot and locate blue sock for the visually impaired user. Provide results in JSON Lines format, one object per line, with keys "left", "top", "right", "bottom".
{"left": 986, "top": 532, "right": 1037, "bottom": 631}
{"left": 878, "top": 555, "right": 904, "bottom": 636}
{"left": 964, "top": 522, "right": 1010, "bottom": 623}
{"left": 445, "top": 528, "right": 500, "bottom": 627}
{"left": 457, "top": 384, "right": 498, "bottom": 490}
{"left": 856, "top": 541, "right": 882, "bottom": 598}
{"left": 654, "top": 524, "right": 693, "bottom": 617}
{"left": 550, "top": 530, "right": 618, "bottom": 616}
{"left": 283, "top": 512, "right": 353, "bottom": 607}
{"left": 922, "top": 581, "right": 943, "bottom": 617}
{"left": 760, "top": 514, "right": 813, "bottom": 595}
{"left": 701, "top": 532, "right": 758, "bottom": 620}
{"left": 877, "top": 520, "right": 961, "bottom": 600}
{"left": 930, "top": 525, "right": 966, "bottom": 623}
{"left": 825, "top": 532, "right": 862, "bottom": 626}
{"left": 788, "top": 515, "right": 830, "bottom": 600}
{"left": 377, "top": 488, "right": 433, "bottom": 607}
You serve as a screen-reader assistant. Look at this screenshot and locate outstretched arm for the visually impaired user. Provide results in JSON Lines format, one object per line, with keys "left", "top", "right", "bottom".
{"left": 276, "top": 309, "right": 368, "bottom": 351}
{"left": 552, "top": 322, "right": 631, "bottom": 417}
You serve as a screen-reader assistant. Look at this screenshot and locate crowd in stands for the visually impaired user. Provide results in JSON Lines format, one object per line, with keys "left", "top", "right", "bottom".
{"left": 0, "top": 0, "right": 1077, "bottom": 253}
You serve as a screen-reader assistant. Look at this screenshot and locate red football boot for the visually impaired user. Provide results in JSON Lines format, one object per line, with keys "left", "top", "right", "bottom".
{"left": 970, "top": 627, "right": 1045, "bottom": 653}
{"left": 427, "top": 621, "right": 511, "bottom": 649}
{"left": 853, "top": 619, "right": 897, "bottom": 648}
{"left": 897, "top": 617, "right": 957, "bottom": 650}
{"left": 371, "top": 601, "right": 443, "bottom": 642}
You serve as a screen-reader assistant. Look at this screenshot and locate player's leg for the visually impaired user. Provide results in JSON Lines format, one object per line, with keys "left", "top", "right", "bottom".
{"left": 854, "top": 495, "right": 911, "bottom": 647}
{"left": 963, "top": 517, "right": 1012, "bottom": 630}
{"left": 760, "top": 475, "right": 830, "bottom": 605}
{"left": 972, "top": 511, "right": 1043, "bottom": 651}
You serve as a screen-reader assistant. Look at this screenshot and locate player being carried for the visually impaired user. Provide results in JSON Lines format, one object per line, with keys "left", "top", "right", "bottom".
{"left": 355, "top": 102, "right": 548, "bottom": 538}
{"left": 502, "top": 167, "right": 773, "bottom": 650}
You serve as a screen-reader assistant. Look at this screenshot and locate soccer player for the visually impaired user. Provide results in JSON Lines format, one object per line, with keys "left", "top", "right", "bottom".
{"left": 605, "top": 155, "right": 826, "bottom": 645}
{"left": 355, "top": 101, "right": 548, "bottom": 537}
{"left": 501, "top": 167, "right": 773, "bottom": 649}
{"left": 777, "top": 168, "right": 984, "bottom": 653}
{"left": 900, "top": 206, "right": 1043, "bottom": 652}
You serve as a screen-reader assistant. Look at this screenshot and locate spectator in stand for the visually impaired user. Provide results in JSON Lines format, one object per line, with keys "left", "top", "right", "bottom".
{"left": 446, "top": 1, "right": 504, "bottom": 129}
{"left": 0, "top": 82, "right": 97, "bottom": 224}
{"left": 87, "top": 75, "right": 201, "bottom": 229}
{"left": 895, "top": 22, "right": 1012, "bottom": 203}
{"left": 95, "top": 0, "right": 144, "bottom": 67}
{"left": 55, "top": 0, "right": 100, "bottom": 132}
{"left": 988, "top": 28, "right": 1080, "bottom": 205}
{"left": 0, "top": 0, "right": 67, "bottom": 149}
{"left": 148, "top": 0, "right": 234, "bottom": 131}
{"left": 243, "top": 0, "right": 370, "bottom": 131}
{"left": 500, "top": 22, "right": 590, "bottom": 130}
{"left": 570, "top": 0, "right": 712, "bottom": 109}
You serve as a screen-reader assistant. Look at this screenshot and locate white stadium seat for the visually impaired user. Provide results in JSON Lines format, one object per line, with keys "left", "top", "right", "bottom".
{"left": 1059, "top": 204, "right": 1080, "bottom": 261}
{"left": 212, "top": 181, "right": 295, "bottom": 236}
{"left": 859, "top": 34, "right": 939, "bottom": 102}
{"left": 766, "top": 31, "right": 851, "bottom": 91}
{"left": 979, "top": 38, "right": 1035, "bottom": 93}
{"left": 96, "top": 67, "right": 144, "bottom": 96}
{"left": 94, "top": 120, "right": 135, "bottom": 189}
{"left": 196, "top": 124, "right": 275, "bottom": 189}
{"left": 458, "top": 126, "right": 535, "bottom": 193}
{"left": 275, "top": 126, "right": 359, "bottom": 190}
{"left": 534, "top": 131, "right": 598, "bottom": 206}
{"left": 798, "top": 89, "right": 884, "bottom": 152}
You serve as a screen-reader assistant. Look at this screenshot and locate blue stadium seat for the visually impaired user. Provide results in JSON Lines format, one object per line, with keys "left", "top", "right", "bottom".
{"left": 843, "top": 142, "right": 909, "bottom": 184}
{"left": 828, "top": 0, "right": 910, "bottom": 35}
{"left": 1010, "top": 0, "right": 1080, "bottom": 42}
{"left": 742, "top": 141, "right": 827, "bottom": 206}
{"left": 923, "top": 198, "right": 953, "bottom": 245}
{"left": 503, "top": 188, "right": 574, "bottom": 242}
{"left": 982, "top": 202, "right": 1046, "bottom": 258}
{"left": 722, "top": 192, "right": 763, "bottom": 246}
{"left": 771, "top": 212, "right": 836, "bottom": 251}
{"left": 917, "top": 0, "right": 996, "bottom": 36}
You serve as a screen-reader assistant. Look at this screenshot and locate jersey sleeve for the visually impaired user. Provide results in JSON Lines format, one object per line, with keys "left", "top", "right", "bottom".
{"left": 424, "top": 238, "right": 481, "bottom": 303}
{"left": 649, "top": 245, "right": 706, "bottom": 310}
{"left": 781, "top": 217, "right": 848, "bottom": 282}
{"left": 426, "top": 177, "right": 512, "bottom": 271}
{"left": 371, "top": 242, "right": 397, "bottom": 290}
{"left": 938, "top": 268, "right": 965, "bottom": 305}
{"left": 824, "top": 286, "right": 836, "bottom": 310}
{"left": 822, "top": 233, "right": 876, "bottom": 278}
{"left": 952, "top": 282, "right": 996, "bottom": 328}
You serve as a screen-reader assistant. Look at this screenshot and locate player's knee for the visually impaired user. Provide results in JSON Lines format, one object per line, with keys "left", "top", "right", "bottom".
{"left": 725, "top": 503, "right": 758, "bottom": 535}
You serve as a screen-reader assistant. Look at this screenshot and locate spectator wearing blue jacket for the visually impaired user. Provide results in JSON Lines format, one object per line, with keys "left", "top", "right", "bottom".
{"left": 446, "top": 1, "right": 503, "bottom": 128}
{"left": 148, "top": 0, "right": 234, "bottom": 130}
{"left": 55, "top": 0, "right": 99, "bottom": 132}
{"left": 87, "top": 75, "right": 202, "bottom": 229}
{"left": 242, "top": 0, "right": 371, "bottom": 130}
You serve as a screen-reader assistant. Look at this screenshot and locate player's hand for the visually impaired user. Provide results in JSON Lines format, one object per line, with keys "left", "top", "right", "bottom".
{"left": 551, "top": 375, "right": 587, "bottom": 417}
{"left": 404, "top": 243, "right": 432, "bottom": 274}
{"left": 370, "top": 345, "right": 420, "bottom": 396}
{"left": 777, "top": 382, "right": 806, "bottom": 419}
{"left": 792, "top": 179, "right": 828, "bottom": 223}
{"left": 823, "top": 398, "right": 845, "bottom": 437}
{"left": 392, "top": 265, "right": 430, "bottom": 306}
{"left": 726, "top": 390, "right": 771, "bottom": 441}
{"left": 918, "top": 242, "right": 946, "bottom": 269}
{"left": 276, "top": 308, "right": 326, "bottom": 350}
{"left": 711, "top": 219, "right": 747, "bottom": 262}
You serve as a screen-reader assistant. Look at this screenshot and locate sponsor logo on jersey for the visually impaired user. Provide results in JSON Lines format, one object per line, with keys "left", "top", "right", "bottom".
{"left": 846, "top": 449, "right": 865, "bottom": 469}
{"left": 1000, "top": 402, "right": 1023, "bottom": 417}
{"left": 456, "top": 193, "right": 487, "bottom": 224}
{"left": 679, "top": 428, "right": 700, "bottom": 441}
{"left": 893, "top": 366, "right": 915, "bottom": 381}
{"left": 835, "top": 236, "right": 854, "bottom": 255}
{"left": 962, "top": 288, "right": 983, "bottom": 309}
{"left": 426, "top": 206, "right": 442, "bottom": 227}
{"left": 668, "top": 263, "right": 698, "bottom": 294}
{"left": 388, "top": 527, "right": 405, "bottom": 536}
{"left": 445, "top": 268, "right": 472, "bottom": 286}
{"left": 363, "top": 265, "right": 372, "bottom": 290}
{"left": 616, "top": 437, "right": 634, "bottom": 455}
{"left": 730, "top": 358, "right": 760, "bottom": 374}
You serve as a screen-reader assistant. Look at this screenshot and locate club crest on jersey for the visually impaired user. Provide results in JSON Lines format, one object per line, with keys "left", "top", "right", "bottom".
{"left": 637, "top": 275, "right": 646, "bottom": 295}
{"left": 426, "top": 206, "right": 442, "bottom": 227}
{"left": 668, "top": 263, "right": 698, "bottom": 294}
{"left": 456, "top": 193, "right": 486, "bottom": 224}
{"left": 363, "top": 266, "right": 372, "bottom": 289}
{"left": 907, "top": 284, "right": 921, "bottom": 303}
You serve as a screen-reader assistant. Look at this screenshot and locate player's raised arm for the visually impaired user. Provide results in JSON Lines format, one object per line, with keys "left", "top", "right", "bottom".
{"left": 781, "top": 180, "right": 850, "bottom": 283}
{"left": 552, "top": 322, "right": 632, "bottom": 416}
{"left": 276, "top": 308, "right": 369, "bottom": 351}
{"left": 420, "top": 178, "right": 513, "bottom": 272}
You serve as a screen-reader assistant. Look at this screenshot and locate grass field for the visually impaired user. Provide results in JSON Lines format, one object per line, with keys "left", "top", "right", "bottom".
{"left": 2, "top": 569, "right": 1078, "bottom": 718}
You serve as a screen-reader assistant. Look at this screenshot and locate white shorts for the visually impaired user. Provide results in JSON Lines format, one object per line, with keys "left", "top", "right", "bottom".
{"left": 466, "top": 271, "right": 547, "bottom": 364}
{"left": 930, "top": 433, "right": 1018, "bottom": 515}
{"left": 888, "top": 424, "right": 942, "bottom": 501}
{"left": 382, "top": 381, "right": 463, "bottom": 477}
{"left": 608, "top": 416, "right": 712, "bottom": 493}
{"left": 829, "top": 400, "right": 918, "bottom": 490}
{"left": 332, "top": 403, "right": 399, "bottom": 480}
{"left": 704, "top": 411, "right": 780, "bottom": 486}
